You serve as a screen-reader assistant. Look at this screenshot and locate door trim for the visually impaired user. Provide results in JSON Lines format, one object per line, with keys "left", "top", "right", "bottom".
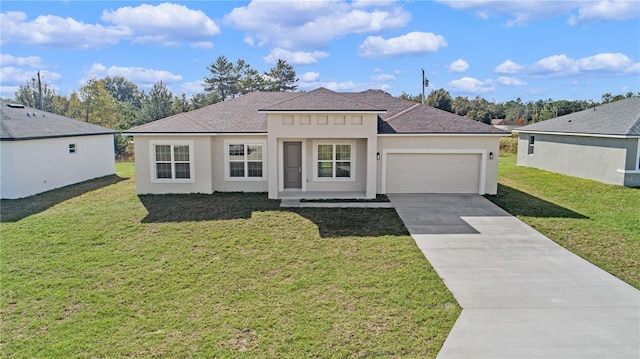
{"left": 279, "top": 140, "right": 306, "bottom": 192}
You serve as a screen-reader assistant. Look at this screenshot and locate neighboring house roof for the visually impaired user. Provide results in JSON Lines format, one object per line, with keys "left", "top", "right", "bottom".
{"left": 516, "top": 97, "right": 640, "bottom": 137}
{"left": 127, "top": 88, "right": 506, "bottom": 135}
{"left": 1, "top": 101, "right": 117, "bottom": 141}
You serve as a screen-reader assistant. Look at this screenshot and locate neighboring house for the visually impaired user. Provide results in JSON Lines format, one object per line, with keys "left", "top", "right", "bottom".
{"left": 491, "top": 119, "right": 521, "bottom": 132}
{"left": 125, "top": 88, "right": 507, "bottom": 199}
{"left": 1, "top": 101, "right": 118, "bottom": 199}
{"left": 515, "top": 97, "right": 640, "bottom": 188}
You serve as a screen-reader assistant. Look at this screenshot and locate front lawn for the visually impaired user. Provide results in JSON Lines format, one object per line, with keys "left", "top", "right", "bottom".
{"left": 1, "top": 163, "right": 459, "bottom": 358}
{"left": 488, "top": 155, "right": 640, "bottom": 289}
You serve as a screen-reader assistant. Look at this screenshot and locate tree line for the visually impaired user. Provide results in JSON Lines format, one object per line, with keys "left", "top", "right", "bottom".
{"left": 402, "top": 89, "right": 639, "bottom": 125}
{"left": 7, "top": 54, "right": 637, "bottom": 158}
{"left": 9, "top": 56, "right": 298, "bottom": 159}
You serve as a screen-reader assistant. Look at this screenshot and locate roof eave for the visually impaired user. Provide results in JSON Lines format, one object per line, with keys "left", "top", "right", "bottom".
{"left": 258, "top": 110, "right": 386, "bottom": 114}
{"left": 514, "top": 129, "right": 640, "bottom": 138}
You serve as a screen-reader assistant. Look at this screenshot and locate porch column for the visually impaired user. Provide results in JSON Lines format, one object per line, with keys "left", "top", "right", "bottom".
{"left": 267, "top": 135, "right": 278, "bottom": 199}
{"left": 366, "top": 136, "right": 377, "bottom": 199}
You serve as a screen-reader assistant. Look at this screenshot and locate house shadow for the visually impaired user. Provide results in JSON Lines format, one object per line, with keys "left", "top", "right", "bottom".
{"left": 139, "top": 192, "right": 408, "bottom": 238}
{"left": 486, "top": 184, "right": 588, "bottom": 219}
{"left": 1, "top": 175, "right": 127, "bottom": 223}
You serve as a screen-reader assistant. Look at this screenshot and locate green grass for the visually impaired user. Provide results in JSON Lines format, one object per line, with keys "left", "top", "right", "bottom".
{"left": 488, "top": 155, "right": 640, "bottom": 289}
{"left": 1, "top": 163, "right": 459, "bottom": 358}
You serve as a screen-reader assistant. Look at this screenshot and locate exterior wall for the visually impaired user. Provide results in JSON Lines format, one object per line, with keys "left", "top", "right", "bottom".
{"left": 622, "top": 138, "right": 640, "bottom": 187}
{"left": 211, "top": 135, "right": 269, "bottom": 193}
{"left": 267, "top": 113, "right": 378, "bottom": 198}
{"left": 1, "top": 135, "right": 115, "bottom": 199}
{"left": 377, "top": 136, "right": 501, "bottom": 195}
{"left": 133, "top": 135, "right": 213, "bottom": 195}
{"left": 517, "top": 133, "right": 632, "bottom": 186}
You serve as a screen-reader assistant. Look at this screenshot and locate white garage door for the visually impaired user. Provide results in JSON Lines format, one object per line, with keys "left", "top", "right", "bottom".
{"left": 385, "top": 153, "right": 482, "bottom": 193}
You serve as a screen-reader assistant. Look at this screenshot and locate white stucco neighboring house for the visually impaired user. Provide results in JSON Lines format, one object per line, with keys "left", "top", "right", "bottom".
{"left": 1, "top": 101, "right": 118, "bottom": 199}
{"left": 125, "top": 88, "right": 508, "bottom": 199}
{"left": 515, "top": 97, "right": 640, "bottom": 188}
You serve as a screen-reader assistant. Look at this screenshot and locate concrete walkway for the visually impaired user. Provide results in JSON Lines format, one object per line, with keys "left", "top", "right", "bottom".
{"left": 389, "top": 194, "right": 640, "bottom": 359}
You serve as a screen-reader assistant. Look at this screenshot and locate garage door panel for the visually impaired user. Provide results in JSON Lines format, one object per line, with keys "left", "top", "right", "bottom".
{"left": 386, "top": 153, "right": 481, "bottom": 193}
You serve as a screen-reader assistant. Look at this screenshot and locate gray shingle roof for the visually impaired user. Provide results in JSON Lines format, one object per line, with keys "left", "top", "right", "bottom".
{"left": 517, "top": 97, "right": 640, "bottom": 136}
{"left": 1, "top": 101, "right": 117, "bottom": 140}
{"left": 127, "top": 88, "right": 505, "bottom": 135}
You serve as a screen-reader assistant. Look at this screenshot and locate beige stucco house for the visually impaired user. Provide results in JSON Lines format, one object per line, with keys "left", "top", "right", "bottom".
{"left": 126, "top": 88, "right": 507, "bottom": 199}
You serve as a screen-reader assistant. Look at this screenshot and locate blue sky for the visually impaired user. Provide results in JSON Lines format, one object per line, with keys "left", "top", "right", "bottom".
{"left": 1, "top": 1, "right": 639, "bottom": 103}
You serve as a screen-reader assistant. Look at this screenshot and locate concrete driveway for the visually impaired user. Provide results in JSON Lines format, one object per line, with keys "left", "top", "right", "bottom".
{"left": 389, "top": 194, "right": 640, "bottom": 359}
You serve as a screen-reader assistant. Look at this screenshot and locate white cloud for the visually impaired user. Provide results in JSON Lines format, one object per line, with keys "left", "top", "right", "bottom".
{"left": 180, "top": 80, "right": 206, "bottom": 96}
{"left": 1, "top": 54, "right": 44, "bottom": 68}
{"left": 568, "top": 0, "right": 640, "bottom": 25}
{"left": 0, "top": 67, "right": 61, "bottom": 86}
{"left": 531, "top": 52, "right": 636, "bottom": 76}
{"left": 495, "top": 60, "right": 524, "bottom": 74}
{"left": 359, "top": 32, "right": 447, "bottom": 58}
{"left": 84, "top": 63, "right": 182, "bottom": 86}
{"left": 102, "top": 3, "right": 220, "bottom": 47}
{"left": 447, "top": 77, "right": 494, "bottom": 94}
{"left": 370, "top": 73, "right": 395, "bottom": 81}
{"left": 0, "top": 11, "right": 129, "bottom": 49}
{"left": 0, "top": 4, "right": 220, "bottom": 49}
{"left": 224, "top": 0, "right": 411, "bottom": 49}
{"left": 449, "top": 59, "right": 469, "bottom": 73}
{"left": 437, "top": 0, "right": 638, "bottom": 26}
{"left": 300, "top": 72, "right": 320, "bottom": 82}
{"left": 496, "top": 76, "right": 527, "bottom": 86}
{"left": 264, "top": 48, "right": 329, "bottom": 65}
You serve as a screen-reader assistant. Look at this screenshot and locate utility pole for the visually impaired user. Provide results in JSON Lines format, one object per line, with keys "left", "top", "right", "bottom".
{"left": 37, "top": 71, "right": 44, "bottom": 110}
{"left": 421, "top": 68, "right": 429, "bottom": 105}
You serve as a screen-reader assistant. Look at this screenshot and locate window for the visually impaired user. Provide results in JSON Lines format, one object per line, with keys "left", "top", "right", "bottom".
{"left": 225, "top": 141, "right": 265, "bottom": 180}
{"left": 151, "top": 142, "right": 194, "bottom": 181}
{"left": 527, "top": 135, "right": 535, "bottom": 155}
{"left": 69, "top": 143, "right": 77, "bottom": 154}
{"left": 315, "top": 142, "right": 354, "bottom": 180}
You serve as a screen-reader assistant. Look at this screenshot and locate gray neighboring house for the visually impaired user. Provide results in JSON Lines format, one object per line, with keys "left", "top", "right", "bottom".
{"left": 515, "top": 97, "right": 640, "bottom": 187}
{"left": 1, "top": 101, "right": 118, "bottom": 199}
{"left": 126, "top": 88, "right": 507, "bottom": 199}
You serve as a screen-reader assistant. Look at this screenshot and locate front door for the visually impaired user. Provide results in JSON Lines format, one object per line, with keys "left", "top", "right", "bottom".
{"left": 284, "top": 142, "right": 302, "bottom": 189}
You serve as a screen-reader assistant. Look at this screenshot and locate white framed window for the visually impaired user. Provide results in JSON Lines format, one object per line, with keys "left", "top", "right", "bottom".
{"left": 527, "top": 135, "right": 535, "bottom": 155}
{"left": 313, "top": 140, "right": 355, "bottom": 181}
{"left": 69, "top": 143, "right": 77, "bottom": 154}
{"left": 150, "top": 141, "right": 194, "bottom": 182}
{"left": 224, "top": 140, "right": 267, "bottom": 181}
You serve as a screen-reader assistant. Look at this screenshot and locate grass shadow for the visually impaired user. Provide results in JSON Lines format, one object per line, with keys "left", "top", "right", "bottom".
{"left": 139, "top": 192, "right": 281, "bottom": 222}
{"left": 1, "top": 175, "right": 127, "bottom": 222}
{"left": 139, "top": 192, "right": 409, "bottom": 238}
{"left": 486, "top": 184, "right": 588, "bottom": 219}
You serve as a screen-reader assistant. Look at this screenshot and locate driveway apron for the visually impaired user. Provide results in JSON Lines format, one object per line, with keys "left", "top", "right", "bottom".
{"left": 389, "top": 194, "right": 640, "bottom": 359}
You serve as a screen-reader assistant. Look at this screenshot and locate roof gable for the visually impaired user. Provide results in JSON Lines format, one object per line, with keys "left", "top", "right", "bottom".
{"left": 517, "top": 97, "right": 640, "bottom": 136}
{"left": 1, "top": 101, "right": 117, "bottom": 140}
{"left": 259, "top": 87, "right": 386, "bottom": 112}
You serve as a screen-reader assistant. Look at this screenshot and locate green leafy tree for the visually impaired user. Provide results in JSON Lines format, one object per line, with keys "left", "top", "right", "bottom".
{"left": 190, "top": 92, "right": 220, "bottom": 110}
{"left": 14, "top": 77, "right": 57, "bottom": 111}
{"left": 142, "top": 81, "right": 174, "bottom": 123}
{"left": 171, "top": 93, "right": 192, "bottom": 115}
{"left": 426, "top": 88, "right": 453, "bottom": 112}
{"left": 204, "top": 55, "right": 240, "bottom": 101}
{"left": 264, "top": 59, "right": 298, "bottom": 92}
{"left": 103, "top": 76, "right": 142, "bottom": 107}
{"left": 399, "top": 92, "right": 422, "bottom": 103}
{"left": 78, "top": 78, "right": 118, "bottom": 128}
{"left": 452, "top": 96, "right": 471, "bottom": 116}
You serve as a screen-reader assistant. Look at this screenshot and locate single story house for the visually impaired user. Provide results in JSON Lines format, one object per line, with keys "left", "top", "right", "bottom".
{"left": 125, "top": 88, "right": 507, "bottom": 199}
{"left": 1, "top": 101, "right": 118, "bottom": 199}
{"left": 515, "top": 97, "right": 640, "bottom": 187}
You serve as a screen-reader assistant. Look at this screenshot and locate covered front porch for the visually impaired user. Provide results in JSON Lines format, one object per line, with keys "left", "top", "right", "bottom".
{"left": 277, "top": 190, "right": 368, "bottom": 200}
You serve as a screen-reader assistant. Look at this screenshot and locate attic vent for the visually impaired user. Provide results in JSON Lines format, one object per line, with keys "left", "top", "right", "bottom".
{"left": 6, "top": 103, "right": 25, "bottom": 108}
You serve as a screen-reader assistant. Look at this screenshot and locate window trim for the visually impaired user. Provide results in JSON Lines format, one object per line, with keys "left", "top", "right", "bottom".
{"left": 527, "top": 135, "right": 535, "bottom": 155}
{"left": 224, "top": 139, "right": 267, "bottom": 181}
{"left": 149, "top": 140, "right": 195, "bottom": 183}
{"left": 312, "top": 140, "right": 356, "bottom": 181}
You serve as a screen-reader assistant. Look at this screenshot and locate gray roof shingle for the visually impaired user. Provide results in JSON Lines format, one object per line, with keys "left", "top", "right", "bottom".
{"left": 127, "top": 88, "right": 505, "bottom": 135}
{"left": 1, "top": 101, "right": 117, "bottom": 140}
{"left": 517, "top": 97, "right": 640, "bottom": 136}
